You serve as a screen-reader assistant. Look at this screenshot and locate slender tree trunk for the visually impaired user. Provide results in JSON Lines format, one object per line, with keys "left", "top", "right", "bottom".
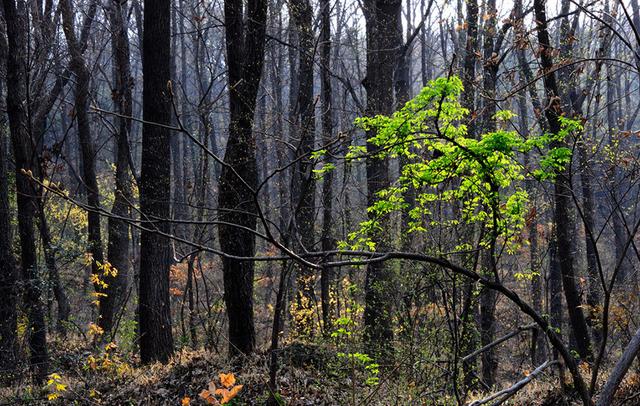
{"left": 519, "top": 88, "right": 547, "bottom": 365}
{"left": 460, "top": 0, "right": 478, "bottom": 138}
{"left": 0, "top": 107, "right": 18, "bottom": 371}
{"left": 218, "top": 0, "right": 268, "bottom": 357}
{"left": 3, "top": 0, "right": 49, "bottom": 381}
{"left": 533, "top": 0, "right": 592, "bottom": 361}
{"left": 61, "top": 0, "right": 112, "bottom": 333}
{"left": 478, "top": 0, "right": 499, "bottom": 386}
{"left": 290, "top": 0, "right": 317, "bottom": 337}
{"left": 105, "top": 0, "right": 133, "bottom": 335}
{"left": 139, "top": 0, "right": 174, "bottom": 363}
{"left": 37, "top": 207, "right": 70, "bottom": 334}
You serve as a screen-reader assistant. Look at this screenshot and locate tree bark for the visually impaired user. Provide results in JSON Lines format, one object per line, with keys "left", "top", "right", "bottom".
{"left": 105, "top": 0, "right": 133, "bottom": 335}
{"left": 0, "top": 103, "right": 18, "bottom": 371}
{"left": 319, "top": 0, "right": 335, "bottom": 333}
{"left": 596, "top": 326, "right": 640, "bottom": 406}
{"left": 139, "top": 0, "right": 174, "bottom": 363}
{"left": 362, "top": 0, "right": 401, "bottom": 359}
{"left": 3, "top": 0, "right": 49, "bottom": 381}
{"left": 218, "top": 0, "right": 268, "bottom": 357}
{"left": 533, "top": 0, "right": 592, "bottom": 361}
{"left": 290, "top": 0, "right": 317, "bottom": 337}
{"left": 60, "top": 0, "right": 112, "bottom": 334}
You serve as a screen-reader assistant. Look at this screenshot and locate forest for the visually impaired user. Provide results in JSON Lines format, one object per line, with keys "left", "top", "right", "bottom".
{"left": 2, "top": 0, "right": 640, "bottom": 404}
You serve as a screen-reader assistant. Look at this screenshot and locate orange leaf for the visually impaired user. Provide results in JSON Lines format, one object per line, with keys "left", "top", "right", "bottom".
{"left": 199, "top": 389, "right": 219, "bottom": 405}
{"left": 181, "top": 396, "right": 191, "bottom": 405}
{"left": 219, "top": 372, "right": 236, "bottom": 388}
{"left": 220, "top": 385, "right": 243, "bottom": 404}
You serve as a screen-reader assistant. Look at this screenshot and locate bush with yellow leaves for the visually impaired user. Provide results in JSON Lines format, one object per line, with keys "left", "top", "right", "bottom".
{"left": 45, "top": 373, "right": 67, "bottom": 401}
{"left": 84, "top": 342, "right": 132, "bottom": 378}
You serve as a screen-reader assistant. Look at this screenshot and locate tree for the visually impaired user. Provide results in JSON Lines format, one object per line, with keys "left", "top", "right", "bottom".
{"left": 533, "top": 0, "right": 592, "bottom": 361}
{"left": 3, "top": 0, "right": 48, "bottom": 382}
{"left": 218, "top": 0, "right": 268, "bottom": 357}
{"left": 0, "top": 108, "right": 17, "bottom": 371}
{"left": 139, "top": 0, "right": 174, "bottom": 363}
{"left": 105, "top": 0, "right": 134, "bottom": 334}
{"left": 289, "top": 0, "right": 317, "bottom": 336}
{"left": 60, "top": 0, "right": 111, "bottom": 334}
{"left": 362, "top": 0, "right": 402, "bottom": 359}
{"left": 319, "top": 0, "right": 335, "bottom": 332}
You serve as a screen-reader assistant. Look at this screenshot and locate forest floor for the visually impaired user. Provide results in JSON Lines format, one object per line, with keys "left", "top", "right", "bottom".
{"left": 3, "top": 334, "right": 639, "bottom": 405}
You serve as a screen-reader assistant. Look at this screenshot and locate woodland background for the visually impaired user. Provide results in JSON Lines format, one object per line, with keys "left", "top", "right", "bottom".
{"left": 2, "top": 0, "right": 640, "bottom": 404}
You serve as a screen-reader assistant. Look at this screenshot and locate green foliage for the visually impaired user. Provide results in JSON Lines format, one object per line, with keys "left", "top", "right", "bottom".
{"left": 347, "top": 75, "right": 581, "bottom": 252}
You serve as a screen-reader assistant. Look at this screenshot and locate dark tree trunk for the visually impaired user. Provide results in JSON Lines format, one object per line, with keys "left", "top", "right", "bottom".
{"left": 37, "top": 207, "right": 70, "bottom": 335}
{"left": 533, "top": 0, "right": 592, "bottom": 361}
{"left": 106, "top": 0, "right": 133, "bottom": 335}
{"left": 139, "top": 0, "right": 174, "bottom": 363}
{"left": 290, "top": 0, "right": 317, "bottom": 337}
{"left": 0, "top": 108, "right": 18, "bottom": 371}
{"left": 362, "top": 0, "right": 401, "bottom": 359}
{"left": 319, "top": 0, "right": 335, "bottom": 333}
{"left": 478, "top": 0, "right": 499, "bottom": 386}
{"left": 60, "top": 0, "right": 111, "bottom": 334}
{"left": 579, "top": 112, "right": 602, "bottom": 345}
{"left": 3, "top": 0, "right": 48, "bottom": 382}
{"left": 518, "top": 86, "right": 547, "bottom": 365}
{"left": 218, "top": 0, "right": 268, "bottom": 357}
{"left": 460, "top": 0, "right": 478, "bottom": 138}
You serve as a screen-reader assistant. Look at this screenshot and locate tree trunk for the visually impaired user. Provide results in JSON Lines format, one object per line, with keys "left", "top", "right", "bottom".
{"left": 362, "top": 0, "right": 401, "bottom": 360}
{"left": 139, "top": 0, "right": 174, "bottom": 363}
{"left": 105, "top": 0, "right": 133, "bottom": 335}
{"left": 290, "top": 0, "right": 317, "bottom": 337}
{"left": 319, "top": 0, "right": 335, "bottom": 333}
{"left": 218, "top": 0, "right": 268, "bottom": 357}
{"left": 3, "top": 0, "right": 49, "bottom": 381}
{"left": 61, "top": 0, "right": 112, "bottom": 334}
{"left": 533, "top": 0, "right": 592, "bottom": 361}
{"left": 0, "top": 106, "right": 18, "bottom": 371}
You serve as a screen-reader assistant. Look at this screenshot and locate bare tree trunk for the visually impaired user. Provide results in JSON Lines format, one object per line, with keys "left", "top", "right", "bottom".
{"left": 597, "top": 326, "right": 640, "bottom": 406}
{"left": 518, "top": 88, "right": 547, "bottom": 365}
{"left": 106, "top": 0, "right": 133, "bottom": 335}
{"left": 0, "top": 101, "right": 18, "bottom": 371}
{"left": 290, "top": 0, "right": 317, "bottom": 337}
{"left": 139, "top": 0, "right": 174, "bottom": 363}
{"left": 218, "top": 0, "right": 268, "bottom": 357}
{"left": 533, "top": 0, "right": 592, "bottom": 361}
{"left": 37, "top": 207, "right": 70, "bottom": 334}
{"left": 319, "top": 0, "right": 335, "bottom": 333}
{"left": 60, "top": 0, "right": 111, "bottom": 332}
{"left": 3, "top": 0, "right": 48, "bottom": 381}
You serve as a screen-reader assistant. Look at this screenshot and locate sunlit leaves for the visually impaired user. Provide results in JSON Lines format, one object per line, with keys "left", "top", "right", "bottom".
{"left": 346, "top": 75, "right": 580, "bottom": 252}
{"left": 45, "top": 373, "right": 67, "bottom": 401}
{"left": 199, "top": 372, "right": 243, "bottom": 405}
